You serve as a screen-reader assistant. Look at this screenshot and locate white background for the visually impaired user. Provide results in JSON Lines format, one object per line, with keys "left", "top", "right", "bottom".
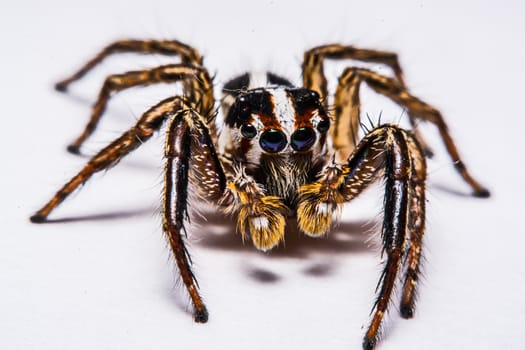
{"left": 1, "top": 1, "right": 524, "bottom": 349}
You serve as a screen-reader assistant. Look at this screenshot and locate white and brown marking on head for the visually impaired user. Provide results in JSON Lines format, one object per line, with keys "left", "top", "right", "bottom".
{"left": 220, "top": 72, "right": 331, "bottom": 164}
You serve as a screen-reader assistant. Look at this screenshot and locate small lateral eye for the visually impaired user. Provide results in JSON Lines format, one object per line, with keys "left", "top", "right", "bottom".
{"left": 240, "top": 124, "right": 257, "bottom": 139}
{"left": 317, "top": 118, "right": 330, "bottom": 133}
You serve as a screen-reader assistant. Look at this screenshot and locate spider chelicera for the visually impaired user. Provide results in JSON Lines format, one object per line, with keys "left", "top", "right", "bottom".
{"left": 30, "top": 39, "right": 490, "bottom": 349}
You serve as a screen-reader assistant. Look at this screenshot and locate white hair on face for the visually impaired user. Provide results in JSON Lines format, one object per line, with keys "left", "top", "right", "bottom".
{"left": 268, "top": 88, "right": 296, "bottom": 138}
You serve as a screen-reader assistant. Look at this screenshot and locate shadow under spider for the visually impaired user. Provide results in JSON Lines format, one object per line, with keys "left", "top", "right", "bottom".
{"left": 191, "top": 208, "right": 379, "bottom": 283}
{"left": 39, "top": 206, "right": 156, "bottom": 224}
{"left": 193, "top": 208, "right": 376, "bottom": 257}
{"left": 429, "top": 182, "right": 478, "bottom": 197}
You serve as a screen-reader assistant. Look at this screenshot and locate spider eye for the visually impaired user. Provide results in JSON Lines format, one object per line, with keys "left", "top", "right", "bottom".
{"left": 291, "top": 127, "right": 316, "bottom": 151}
{"left": 259, "top": 129, "right": 287, "bottom": 153}
{"left": 309, "top": 90, "right": 320, "bottom": 101}
{"left": 317, "top": 119, "right": 330, "bottom": 133}
{"left": 236, "top": 96, "right": 251, "bottom": 122}
{"left": 240, "top": 124, "right": 257, "bottom": 139}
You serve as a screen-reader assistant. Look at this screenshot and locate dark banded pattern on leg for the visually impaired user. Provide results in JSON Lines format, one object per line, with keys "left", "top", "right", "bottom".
{"left": 297, "top": 125, "right": 426, "bottom": 349}
{"left": 66, "top": 64, "right": 214, "bottom": 154}
{"left": 335, "top": 67, "right": 489, "bottom": 197}
{"left": 162, "top": 109, "right": 227, "bottom": 322}
{"left": 55, "top": 39, "right": 203, "bottom": 92}
{"left": 302, "top": 44, "right": 405, "bottom": 107}
{"left": 30, "top": 96, "right": 182, "bottom": 222}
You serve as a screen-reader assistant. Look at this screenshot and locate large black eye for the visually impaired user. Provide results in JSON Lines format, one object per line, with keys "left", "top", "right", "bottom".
{"left": 240, "top": 124, "right": 257, "bottom": 139}
{"left": 259, "top": 129, "right": 287, "bottom": 153}
{"left": 317, "top": 118, "right": 330, "bottom": 133}
{"left": 291, "top": 127, "right": 316, "bottom": 151}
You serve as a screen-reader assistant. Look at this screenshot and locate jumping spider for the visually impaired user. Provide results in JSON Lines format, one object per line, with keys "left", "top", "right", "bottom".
{"left": 30, "top": 39, "right": 490, "bottom": 349}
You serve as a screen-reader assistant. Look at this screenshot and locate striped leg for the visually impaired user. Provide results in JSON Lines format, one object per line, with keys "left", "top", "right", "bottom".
{"left": 302, "top": 44, "right": 433, "bottom": 156}
{"left": 400, "top": 135, "right": 427, "bottom": 318}
{"left": 302, "top": 44, "right": 404, "bottom": 104}
{"left": 162, "top": 109, "right": 227, "bottom": 322}
{"left": 55, "top": 39, "right": 203, "bottom": 91}
{"left": 297, "top": 125, "right": 426, "bottom": 349}
{"left": 334, "top": 67, "right": 489, "bottom": 197}
{"left": 30, "top": 96, "right": 182, "bottom": 222}
{"left": 65, "top": 64, "right": 214, "bottom": 154}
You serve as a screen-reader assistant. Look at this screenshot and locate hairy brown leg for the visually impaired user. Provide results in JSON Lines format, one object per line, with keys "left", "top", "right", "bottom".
{"left": 362, "top": 128, "right": 417, "bottom": 350}
{"left": 400, "top": 135, "right": 427, "bottom": 318}
{"left": 303, "top": 44, "right": 433, "bottom": 156}
{"left": 336, "top": 67, "right": 489, "bottom": 197}
{"left": 162, "top": 109, "right": 227, "bottom": 322}
{"left": 302, "top": 44, "right": 404, "bottom": 105}
{"left": 55, "top": 39, "right": 203, "bottom": 92}
{"left": 332, "top": 68, "right": 431, "bottom": 158}
{"left": 66, "top": 64, "right": 214, "bottom": 154}
{"left": 297, "top": 125, "right": 424, "bottom": 349}
{"left": 30, "top": 96, "right": 182, "bottom": 223}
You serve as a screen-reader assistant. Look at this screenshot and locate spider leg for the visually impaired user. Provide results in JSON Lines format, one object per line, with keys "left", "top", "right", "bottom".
{"left": 65, "top": 64, "right": 214, "bottom": 154}
{"left": 30, "top": 96, "right": 183, "bottom": 222}
{"left": 303, "top": 44, "right": 404, "bottom": 102}
{"left": 303, "top": 44, "right": 433, "bottom": 157}
{"left": 400, "top": 136, "right": 427, "bottom": 318}
{"left": 298, "top": 125, "right": 425, "bottom": 349}
{"left": 335, "top": 67, "right": 489, "bottom": 197}
{"left": 163, "top": 108, "right": 227, "bottom": 322}
{"left": 55, "top": 39, "right": 203, "bottom": 92}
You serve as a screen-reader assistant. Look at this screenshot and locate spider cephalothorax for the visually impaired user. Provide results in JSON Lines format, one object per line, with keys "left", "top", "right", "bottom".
{"left": 222, "top": 84, "right": 330, "bottom": 200}
{"left": 30, "top": 39, "right": 489, "bottom": 349}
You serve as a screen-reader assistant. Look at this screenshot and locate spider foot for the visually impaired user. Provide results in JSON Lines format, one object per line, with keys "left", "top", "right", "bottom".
{"left": 54, "top": 81, "right": 69, "bottom": 92}
{"left": 362, "top": 337, "right": 377, "bottom": 350}
{"left": 29, "top": 213, "right": 47, "bottom": 223}
{"left": 66, "top": 144, "right": 82, "bottom": 155}
{"left": 473, "top": 187, "right": 491, "bottom": 198}
{"left": 194, "top": 307, "right": 209, "bottom": 323}
{"left": 400, "top": 304, "right": 415, "bottom": 319}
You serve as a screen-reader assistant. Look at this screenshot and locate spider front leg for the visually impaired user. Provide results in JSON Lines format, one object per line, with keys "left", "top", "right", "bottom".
{"left": 297, "top": 125, "right": 426, "bottom": 350}
{"left": 162, "top": 108, "right": 227, "bottom": 322}
{"left": 400, "top": 135, "right": 427, "bottom": 318}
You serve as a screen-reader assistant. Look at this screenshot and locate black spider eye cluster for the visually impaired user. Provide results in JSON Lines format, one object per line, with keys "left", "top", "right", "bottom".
{"left": 225, "top": 90, "right": 273, "bottom": 128}
{"left": 287, "top": 88, "right": 330, "bottom": 136}
{"left": 225, "top": 90, "right": 276, "bottom": 144}
{"left": 289, "top": 88, "right": 322, "bottom": 115}
{"left": 226, "top": 88, "right": 330, "bottom": 153}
